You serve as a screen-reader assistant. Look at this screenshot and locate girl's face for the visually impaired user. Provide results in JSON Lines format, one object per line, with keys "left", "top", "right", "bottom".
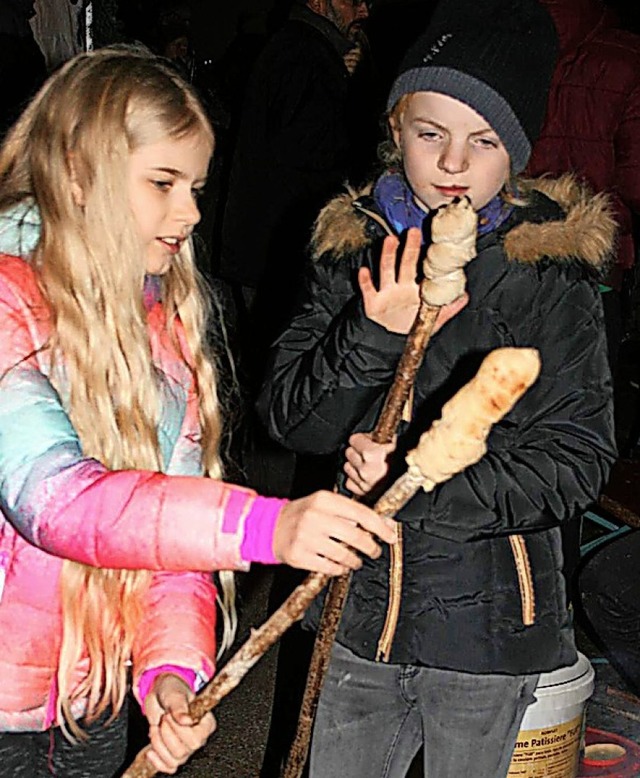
{"left": 391, "top": 91, "right": 511, "bottom": 212}
{"left": 127, "top": 131, "right": 212, "bottom": 275}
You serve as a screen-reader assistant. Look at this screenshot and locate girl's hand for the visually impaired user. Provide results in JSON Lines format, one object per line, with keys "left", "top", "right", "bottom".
{"left": 359, "top": 228, "right": 422, "bottom": 334}
{"left": 144, "top": 674, "right": 215, "bottom": 775}
{"left": 273, "top": 491, "right": 397, "bottom": 576}
{"left": 344, "top": 432, "right": 397, "bottom": 497}
{"left": 359, "top": 227, "right": 469, "bottom": 334}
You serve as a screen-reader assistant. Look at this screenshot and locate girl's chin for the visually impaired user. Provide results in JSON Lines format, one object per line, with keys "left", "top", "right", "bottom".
{"left": 145, "top": 256, "right": 172, "bottom": 275}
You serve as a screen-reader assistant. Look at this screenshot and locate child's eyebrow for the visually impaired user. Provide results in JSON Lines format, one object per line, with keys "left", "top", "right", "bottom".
{"left": 412, "top": 116, "right": 497, "bottom": 137}
{"left": 150, "top": 166, "right": 207, "bottom": 184}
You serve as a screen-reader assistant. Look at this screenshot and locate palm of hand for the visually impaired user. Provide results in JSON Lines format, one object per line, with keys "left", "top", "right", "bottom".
{"left": 359, "top": 228, "right": 422, "bottom": 334}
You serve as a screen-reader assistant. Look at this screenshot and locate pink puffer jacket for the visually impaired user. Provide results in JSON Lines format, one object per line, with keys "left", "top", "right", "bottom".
{"left": 0, "top": 254, "right": 286, "bottom": 731}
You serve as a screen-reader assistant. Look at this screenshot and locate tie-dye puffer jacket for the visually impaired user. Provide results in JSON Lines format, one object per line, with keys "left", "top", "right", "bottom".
{"left": 0, "top": 204, "right": 286, "bottom": 731}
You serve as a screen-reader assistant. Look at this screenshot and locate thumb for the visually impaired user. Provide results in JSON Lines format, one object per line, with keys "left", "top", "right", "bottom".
{"left": 155, "top": 675, "right": 194, "bottom": 724}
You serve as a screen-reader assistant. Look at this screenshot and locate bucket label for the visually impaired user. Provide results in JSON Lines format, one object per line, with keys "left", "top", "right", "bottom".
{"left": 508, "top": 714, "right": 584, "bottom": 777}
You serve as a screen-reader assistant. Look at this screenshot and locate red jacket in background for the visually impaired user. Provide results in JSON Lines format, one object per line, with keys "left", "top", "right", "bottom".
{"left": 527, "top": 0, "right": 640, "bottom": 289}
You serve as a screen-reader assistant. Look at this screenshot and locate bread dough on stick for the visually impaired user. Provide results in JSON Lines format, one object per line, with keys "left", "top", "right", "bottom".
{"left": 121, "top": 347, "right": 541, "bottom": 778}
{"left": 406, "top": 347, "right": 541, "bottom": 489}
{"left": 422, "top": 196, "right": 477, "bottom": 306}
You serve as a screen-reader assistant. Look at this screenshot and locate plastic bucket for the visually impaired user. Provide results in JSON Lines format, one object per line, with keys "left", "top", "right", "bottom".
{"left": 508, "top": 652, "right": 595, "bottom": 777}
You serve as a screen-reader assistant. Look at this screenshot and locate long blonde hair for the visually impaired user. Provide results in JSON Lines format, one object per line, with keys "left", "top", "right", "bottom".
{"left": 0, "top": 47, "right": 236, "bottom": 736}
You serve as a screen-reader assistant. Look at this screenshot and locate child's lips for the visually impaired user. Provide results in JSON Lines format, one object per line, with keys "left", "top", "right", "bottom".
{"left": 434, "top": 185, "right": 469, "bottom": 197}
{"left": 157, "top": 237, "right": 182, "bottom": 254}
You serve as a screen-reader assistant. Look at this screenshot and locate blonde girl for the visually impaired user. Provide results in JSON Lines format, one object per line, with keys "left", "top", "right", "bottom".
{"left": 0, "top": 47, "right": 395, "bottom": 777}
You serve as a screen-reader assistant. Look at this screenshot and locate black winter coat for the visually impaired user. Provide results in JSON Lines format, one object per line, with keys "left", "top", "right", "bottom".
{"left": 257, "top": 175, "right": 618, "bottom": 676}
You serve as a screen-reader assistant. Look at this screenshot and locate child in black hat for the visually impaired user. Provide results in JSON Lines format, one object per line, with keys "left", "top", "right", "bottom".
{"left": 257, "top": 0, "right": 617, "bottom": 775}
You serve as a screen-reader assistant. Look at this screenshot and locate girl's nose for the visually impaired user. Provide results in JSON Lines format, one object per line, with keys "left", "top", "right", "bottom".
{"left": 177, "top": 192, "right": 201, "bottom": 228}
{"left": 438, "top": 141, "right": 469, "bottom": 174}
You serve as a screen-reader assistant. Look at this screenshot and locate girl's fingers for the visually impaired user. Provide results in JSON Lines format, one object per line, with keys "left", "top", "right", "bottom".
{"left": 398, "top": 227, "right": 422, "bottom": 284}
{"left": 433, "top": 292, "right": 469, "bottom": 333}
{"left": 357, "top": 266, "right": 375, "bottom": 305}
{"left": 329, "top": 495, "right": 397, "bottom": 542}
{"left": 147, "top": 725, "right": 179, "bottom": 774}
{"left": 147, "top": 711, "right": 215, "bottom": 774}
{"left": 312, "top": 535, "right": 364, "bottom": 569}
{"left": 379, "top": 234, "right": 399, "bottom": 287}
{"left": 345, "top": 477, "right": 366, "bottom": 496}
{"left": 344, "top": 446, "right": 360, "bottom": 466}
{"left": 343, "top": 463, "right": 367, "bottom": 496}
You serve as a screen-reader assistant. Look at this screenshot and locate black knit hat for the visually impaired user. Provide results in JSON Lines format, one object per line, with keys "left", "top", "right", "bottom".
{"left": 387, "top": 0, "right": 558, "bottom": 172}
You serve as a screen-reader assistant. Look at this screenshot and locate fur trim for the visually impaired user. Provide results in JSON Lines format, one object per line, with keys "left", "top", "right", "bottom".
{"left": 310, "top": 174, "right": 617, "bottom": 270}
{"left": 504, "top": 174, "right": 617, "bottom": 269}
{"left": 310, "top": 184, "right": 372, "bottom": 259}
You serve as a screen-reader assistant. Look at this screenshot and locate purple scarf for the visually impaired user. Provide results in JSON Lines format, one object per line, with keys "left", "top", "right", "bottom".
{"left": 373, "top": 171, "right": 513, "bottom": 239}
{"left": 143, "top": 274, "right": 162, "bottom": 311}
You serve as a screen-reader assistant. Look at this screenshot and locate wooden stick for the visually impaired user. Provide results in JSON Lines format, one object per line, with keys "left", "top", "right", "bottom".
{"left": 122, "top": 347, "right": 540, "bottom": 778}
{"left": 284, "top": 196, "right": 478, "bottom": 777}
{"left": 283, "top": 298, "right": 436, "bottom": 778}
{"left": 121, "top": 461, "right": 427, "bottom": 778}
{"left": 372, "top": 300, "right": 440, "bottom": 443}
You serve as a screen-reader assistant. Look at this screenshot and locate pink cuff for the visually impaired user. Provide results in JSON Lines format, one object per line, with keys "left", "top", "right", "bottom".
{"left": 240, "top": 496, "right": 287, "bottom": 565}
{"left": 138, "top": 665, "right": 198, "bottom": 713}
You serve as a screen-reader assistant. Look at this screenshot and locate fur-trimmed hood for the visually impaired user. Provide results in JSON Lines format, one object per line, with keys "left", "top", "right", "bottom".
{"left": 310, "top": 174, "right": 616, "bottom": 271}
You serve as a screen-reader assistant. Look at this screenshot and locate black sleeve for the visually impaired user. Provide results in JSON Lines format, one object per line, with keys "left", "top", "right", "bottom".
{"left": 256, "top": 253, "right": 406, "bottom": 454}
{"left": 395, "top": 264, "right": 617, "bottom": 541}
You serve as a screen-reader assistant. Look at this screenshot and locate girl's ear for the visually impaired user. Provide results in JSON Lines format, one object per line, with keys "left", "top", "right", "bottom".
{"left": 307, "top": 0, "right": 327, "bottom": 14}
{"left": 389, "top": 115, "right": 402, "bottom": 149}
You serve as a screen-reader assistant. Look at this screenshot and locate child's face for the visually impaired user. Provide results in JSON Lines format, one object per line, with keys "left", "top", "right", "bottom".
{"left": 127, "top": 131, "right": 212, "bottom": 275}
{"left": 390, "top": 91, "right": 511, "bottom": 212}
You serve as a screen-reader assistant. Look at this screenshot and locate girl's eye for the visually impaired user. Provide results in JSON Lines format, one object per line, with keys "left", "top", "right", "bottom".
{"left": 418, "top": 130, "right": 441, "bottom": 141}
{"left": 191, "top": 187, "right": 205, "bottom": 200}
{"left": 474, "top": 137, "right": 499, "bottom": 149}
{"left": 152, "top": 180, "right": 172, "bottom": 191}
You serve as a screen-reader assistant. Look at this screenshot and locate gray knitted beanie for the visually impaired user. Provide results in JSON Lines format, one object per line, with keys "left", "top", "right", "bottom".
{"left": 387, "top": 0, "right": 559, "bottom": 172}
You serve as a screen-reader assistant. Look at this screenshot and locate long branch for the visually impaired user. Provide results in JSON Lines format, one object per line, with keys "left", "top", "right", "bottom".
{"left": 283, "top": 294, "right": 437, "bottom": 778}
{"left": 284, "top": 196, "right": 478, "bottom": 777}
{"left": 122, "top": 470, "right": 426, "bottom": 778}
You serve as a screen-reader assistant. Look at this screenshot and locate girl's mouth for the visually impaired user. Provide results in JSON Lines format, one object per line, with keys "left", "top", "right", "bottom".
{"left": 157, "top": 237, "right": 182, "bottom": 254}
{"left": 434, "top": 185, "right": 469, "bottom": 197}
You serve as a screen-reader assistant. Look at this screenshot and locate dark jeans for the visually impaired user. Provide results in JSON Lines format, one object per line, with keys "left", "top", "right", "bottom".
{"left": 579, "top": 530, "right": 640, "bottom": 696}
{"left": 0, "top": 703, "right": 129, "bottom": 778}
{"left": 310, "top": 642, "right": 539, "bottom": 778}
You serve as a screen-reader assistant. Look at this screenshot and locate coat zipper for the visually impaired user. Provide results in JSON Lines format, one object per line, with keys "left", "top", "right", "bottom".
{"left": 376, "top": 523, "right": 403, "bottom": 662}
{"left": 509, "top": 534, "right": 536, "bottom": 625}
{"left": 375, "top": 529, "right": 535, "bottom": 663}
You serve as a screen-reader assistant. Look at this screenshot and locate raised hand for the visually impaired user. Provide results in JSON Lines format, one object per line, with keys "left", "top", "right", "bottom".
{"left": 359, "top": 228, "right": 422, "bottom": 334}
{"left": 359, "top": 228, "right": 469, "bottom": 334}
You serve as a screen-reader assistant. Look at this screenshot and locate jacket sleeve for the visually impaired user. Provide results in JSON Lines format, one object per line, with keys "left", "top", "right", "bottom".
{"left": 396, "top": 264, "right": 617, "bottom": 541}
{"left": 131, "top": 569, "right": 218, "bottom": 703}
{"left": 0, "top": 268, "right": 283, "bottom": 572}
{"left": 256, "top": 254, "right": 407, "bottom": 454}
